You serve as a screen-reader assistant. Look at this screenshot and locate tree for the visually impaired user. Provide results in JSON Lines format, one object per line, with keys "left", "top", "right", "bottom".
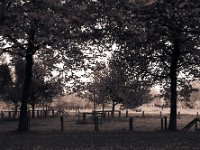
{"left": 140, "top": 0, "right": 199, "bottom": 131}
{"left": 83, "top": 0, "right": 200, "bottom": 130}
{"left": 0, "top": 0, "right": 100, "bottom": 131}
{"left": 29, "top": 63, "right": 63, "bottom": 118}
{"left": 0, "top": 58, "right": 24, "bottom": 118}
{"left": 0, "top": 63, "right": 12, "bottom": 97}
{"left": 85, "top": 71, "right": 124, "bottom": 116}
{"left": 0, "top": 0, "right": 63, "bottom": 131}
{"left": 83, "top": 58, "right": 152, "bottom": 114}
{"left": 158, "top": 80, "right": 196, "bottom": 108}
{"left": 107, "top": 0, "right": 200, "bottom": 130}
{"left": 0, "top": 58, "right": 63, "bottom": 118}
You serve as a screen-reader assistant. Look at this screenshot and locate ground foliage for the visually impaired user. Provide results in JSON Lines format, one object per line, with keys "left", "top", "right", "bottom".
{"left": 1, "top": 114, "right": 200, "bottom": 150}
{"left": 1, "top": 131, "right": 200, "bottom": 150}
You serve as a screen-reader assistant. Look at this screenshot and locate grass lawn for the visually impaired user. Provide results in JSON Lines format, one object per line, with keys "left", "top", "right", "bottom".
{"left": 1, "top": 130, "right": 200, "bottom": 150}
{"left": 0, "top": 113, "right": 200, "bottom": 150}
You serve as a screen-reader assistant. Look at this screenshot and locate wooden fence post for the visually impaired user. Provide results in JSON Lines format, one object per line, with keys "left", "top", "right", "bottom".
{"left": 164, "top": 116, "right": 167, "bottom": 130}
{"left": 195, "top": 121, "right": 198, "bottom": 131}
{"left": 111, "top": 111, "right": 114, "bottom": 118}
{"left": 41, "top": 110, "right": 43, "bottom": 117}
{"left": 1, "top": 111, "right": 4, "bottom": 121}
{"left": 161, "top": 118, "right": 164, "bottom": 131}
{"left": 44, "top": 110, "right": 47, "bottom": 118}
{"left": 102, "top": 112, "right": 106, "bottom": 121}
{"left": 12, "top": 111, "right": 15, "bottom": 118}
{"left": 60, "top": 116, "right": 64, "bottom": 131}
{"left": 28, "top": 110, "right": 30, "bottom": 118}
{"left": 129, "top": 117, "right": 133, "bottom": 131}
{"left": 94, "top": 117, "right": 98, "bottom": 131}
{"left": 160, "top": 111, "right": 162, "bottom": 118}
{"left": 108, "top": 112, "right": 110, "bottom": 118}
{"left": 83, "top": 113, "right": 86, "bottom": 123}
{"left": 92, "top": 111, "right": 96, "bottom": 123}
{"left": 8, "top": 111, "right": 11, "bottom": 119}
{"left": 126, "top": 110, "right": 128, "bottom": 118}
{"left": 142, "top": 111, "right": 145, "bottom": 118}
{"left": 119, "top": 111, "right": 121, "bottom": 118}
{"left": 52, "top": 110, "right": 54, "bottom": 118}
{"left": 75, "top": 109, "right": 78, "bottom": 116}
{"left": 100, "top": 113, "right": 103, "bottom": 123}
{"left": 178, "top": 111, "right": 180, "bottom": 119}
{"left": 36, "top": 110, "right": 39, "bottom": 118}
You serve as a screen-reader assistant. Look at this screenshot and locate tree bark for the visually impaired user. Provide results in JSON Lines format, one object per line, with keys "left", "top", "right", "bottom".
{"left": 0, "top": 0, "right": 5, "bottom": 24}
{"left": 168, "top": 36, "right": 180, "bottom": 131}
{"left": 18, "top": 53, "right": 33, "bottom": 131}
{"left": 18, "top": 27, "right": 35, "bottom": 132}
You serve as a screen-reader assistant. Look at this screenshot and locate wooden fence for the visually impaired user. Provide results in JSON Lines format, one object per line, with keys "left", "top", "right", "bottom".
{"left": 0, "top": 110, "right": 56, "bottom": 120}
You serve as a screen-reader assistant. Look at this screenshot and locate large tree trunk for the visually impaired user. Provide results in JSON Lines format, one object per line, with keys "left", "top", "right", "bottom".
{"left": 168, "top": 37, "right": 180, "bottom": 131}
{"left": 169, "top": 70, "right": 177, "bottom": 131}
{"left": 18, "top": 27, "right": 35, "bottom": 132}
{"left": 0, "top": 0, "right": 5, "bottom": 24}
{"left": 18, "top": 53, "right": 33, "bottom": 131}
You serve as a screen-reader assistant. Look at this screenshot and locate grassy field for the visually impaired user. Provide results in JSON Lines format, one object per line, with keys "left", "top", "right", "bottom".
{"left": 0, "top": 113, "right": 200, "bottom": 150}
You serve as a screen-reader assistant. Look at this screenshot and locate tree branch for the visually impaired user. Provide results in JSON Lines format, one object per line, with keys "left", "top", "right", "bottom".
{"left": 145, "top": 70, "right": 169, "bottom": 78}
{"left": 0, "top": 47, "right": 25, "bottom": 57}
{"left": 4, "top": 34, "right": 26, "bottom": 51}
